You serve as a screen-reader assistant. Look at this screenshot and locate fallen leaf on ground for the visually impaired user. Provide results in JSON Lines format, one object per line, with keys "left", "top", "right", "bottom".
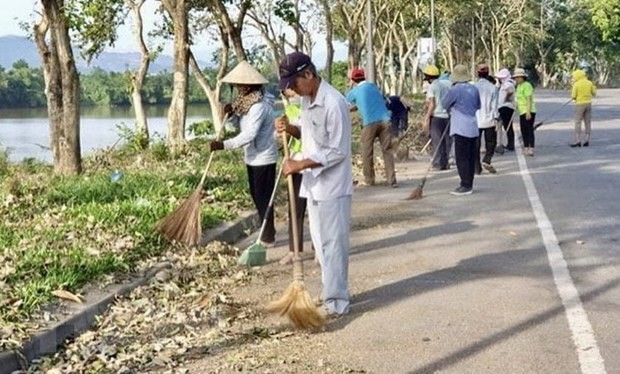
{"left": 52, "top": 290, "right": 84, "bottom": 304}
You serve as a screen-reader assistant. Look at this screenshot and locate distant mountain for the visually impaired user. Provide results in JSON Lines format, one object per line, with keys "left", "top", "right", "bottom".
{"left": 0, "top": 35, "right": 209, "bottom": 73}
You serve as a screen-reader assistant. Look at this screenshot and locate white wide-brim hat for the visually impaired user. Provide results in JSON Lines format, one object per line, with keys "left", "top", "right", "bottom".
{"left": 495, "top": 68, "right": 511, "bottom": 80}
{"left": 512, "top": 68, "right": 527, "bottom": 78}
{"left": 450, "top": 64, "right": 470, "bottom": 83}
{"left": 221, "top": 61, "right": 269, "bottom": 85}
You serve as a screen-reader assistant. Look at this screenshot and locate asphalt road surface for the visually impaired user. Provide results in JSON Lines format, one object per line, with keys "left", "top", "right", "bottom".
{"left": 188, "top": 88, "right": 619, "bottom": 374}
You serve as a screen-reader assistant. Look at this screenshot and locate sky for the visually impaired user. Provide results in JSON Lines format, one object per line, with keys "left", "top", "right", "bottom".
{"left": 0, "top": 1, "right": 346, "bottom": 68}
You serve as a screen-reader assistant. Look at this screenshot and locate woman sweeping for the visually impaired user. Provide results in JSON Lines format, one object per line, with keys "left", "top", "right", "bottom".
{"left": 209, "top": 61, "right": 278, "bottom": 246}
{"left": 513, "top": 68, "right": 537, "bottom": 156}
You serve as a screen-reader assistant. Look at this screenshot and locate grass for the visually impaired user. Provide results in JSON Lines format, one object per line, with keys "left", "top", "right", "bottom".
{"left": 0, "top": 138, "right": 253, "bottom": 324}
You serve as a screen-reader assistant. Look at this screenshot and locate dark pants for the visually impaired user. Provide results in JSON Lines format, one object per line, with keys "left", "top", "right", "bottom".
{"left": 247, "top": 163, "right": 276, "bottom": 243}
{"left": 390, "top": 116, "right": 408, "bottom": 137}
{"left": 519, "top": 113, "right": 536, "bottom": 148}
{"left": 454, "top": 134, "right": 478, "bottom": 189}
{"left": 498, "top": 107, "right": 515, "bottom": 150}
{"left": 288, "top": 173, "right": 307, "bottom": 252}
{"left": 476, "top": 127, "right": 497, "bottom": 167}
{"left": 430, "top": 117, "right": 450, "bottom": 169}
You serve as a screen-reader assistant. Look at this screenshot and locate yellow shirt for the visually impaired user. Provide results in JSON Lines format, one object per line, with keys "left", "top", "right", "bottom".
{"left": 571, "top": 71, "right": 596, "bottom": 104}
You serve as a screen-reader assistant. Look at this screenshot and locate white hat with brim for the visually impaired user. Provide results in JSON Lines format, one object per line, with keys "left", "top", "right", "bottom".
{"left": 221, "top": 61, "right": 269, "bottom": 85}
{"left": 512, "top": 68, "right": 527, "bottom": 78}
{"left": 450, "top": 65, "right": 470, "bottom": 83}
{"left": 495, "top": 68, "right": 511, "bottom": 80}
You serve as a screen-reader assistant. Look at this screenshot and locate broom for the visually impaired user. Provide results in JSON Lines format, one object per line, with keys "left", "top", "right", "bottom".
{"left": 405, "top": 121, "right": 451, "bottom": 200}
{"left": 266, "top": 131, "right": 325, "bottom": 329}
{"left": 238, "top": 138, "right": 293, "bottom": 266}
{"left": 154, "top": 114, "right": 228, "bottom": 246}
{"left": 533, "top": 98, "right": 572, "bottom": 130}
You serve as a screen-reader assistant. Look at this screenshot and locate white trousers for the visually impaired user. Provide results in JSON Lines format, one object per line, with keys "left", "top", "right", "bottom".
{"left": 308, "top": 195, "right": 351, "bottom": 315}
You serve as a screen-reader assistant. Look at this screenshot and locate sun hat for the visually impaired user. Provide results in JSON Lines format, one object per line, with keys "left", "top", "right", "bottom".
{"left": 512, "top": 68, "right": 528, "bottom": 78}
{"left": 423, "top": 65, "right": 440, "bottom": 76}
{"left": 450, "top": 64, "right": 470, "bottom": 83}
{"left": 278, "top": 52, "right": 313, "bottom": 90}
{"left": 350, "top": 68, "right": 365, "bottom": 80}
{"left": 221, "top": 60, "right": 268, "bottom": 85}
{"left": 495, "top": 68, "right": 511, "bottom": 80}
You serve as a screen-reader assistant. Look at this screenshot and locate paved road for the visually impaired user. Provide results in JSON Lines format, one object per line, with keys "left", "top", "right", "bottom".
{"left": 189, "top": 89, "right": 620, "bottom": 374}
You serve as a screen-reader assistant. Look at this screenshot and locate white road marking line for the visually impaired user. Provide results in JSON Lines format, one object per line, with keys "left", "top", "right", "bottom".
{"left": 515, "top": 144, "right": 607, "bottom": 373}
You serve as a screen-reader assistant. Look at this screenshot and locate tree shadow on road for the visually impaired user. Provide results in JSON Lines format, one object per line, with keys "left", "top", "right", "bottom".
{"left": 350, "top": 220, "right": 475, "bottom": 257}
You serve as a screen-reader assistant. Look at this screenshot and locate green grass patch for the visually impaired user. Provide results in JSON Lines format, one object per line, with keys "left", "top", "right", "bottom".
{"left": 0, "top": 139, "right": 252, "bottom": 324}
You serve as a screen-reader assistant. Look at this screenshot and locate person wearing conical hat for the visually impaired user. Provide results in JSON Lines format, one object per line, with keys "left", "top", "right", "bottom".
{"left": 570, "top": 69, "right": 596, "bottom": 147}
{"left": 210, "top": 60, "right": 278, "bottom": 246}
{"left": 513, "top": 68, "right": 537, "bottom": 156}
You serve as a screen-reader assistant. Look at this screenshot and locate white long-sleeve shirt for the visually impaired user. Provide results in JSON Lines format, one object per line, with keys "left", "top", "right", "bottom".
{"left": 475, "top": 79, "right": 498, "bottom": 129}
{"left": 297, "top": 80, "right": 353, "bottom": 201}
{"left": 223, "top": 93, "right": 278, "bottom": 166}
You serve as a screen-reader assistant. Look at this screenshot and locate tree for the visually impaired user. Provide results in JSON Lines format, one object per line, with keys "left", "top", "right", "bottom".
{"left": 125, "top": 0, "right": 152, "bottom": 149}
{"left": 34, "top": 0, "right": 83, "bottom": 175}
{"left": 161, "top": 0, "right": 190, "bottom": 149}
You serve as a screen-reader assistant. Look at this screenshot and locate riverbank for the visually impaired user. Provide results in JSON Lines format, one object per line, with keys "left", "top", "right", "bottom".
{"left": 0, "top": 138, "right": 254, "bottom": 351}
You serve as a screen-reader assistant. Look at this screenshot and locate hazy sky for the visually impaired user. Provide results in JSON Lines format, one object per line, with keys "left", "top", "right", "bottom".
{"left": 0, "top": 1, "right": 346, "bottom": 66}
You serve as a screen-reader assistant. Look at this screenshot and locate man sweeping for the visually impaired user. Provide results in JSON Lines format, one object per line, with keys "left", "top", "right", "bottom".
{"left": 423, "top": 64, "right": 452, "bottom": 171}
{"left": 275, "top": 51, "right": 353, "bottom": 318}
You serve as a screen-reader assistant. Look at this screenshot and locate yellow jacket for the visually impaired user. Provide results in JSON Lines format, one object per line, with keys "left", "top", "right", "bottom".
{"left": 571, "top": 70, "right": 596, "bottom": 104}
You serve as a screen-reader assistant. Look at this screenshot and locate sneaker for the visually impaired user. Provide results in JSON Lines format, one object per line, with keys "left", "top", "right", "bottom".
{"left": 320, "top": 304, "right": 349, "bottom": 320}
{"left": 505, "top": 145, "right": 515, "bottom": 151}
{"left": 570, "top": 142, "right": 581, "bottom": 148}
{"left": 482, "top": 162, "right": 497, "bottom": 174}
{"left": 450, "top": 186, "right": 473, "bottom": 196}
{"left": 495, "top": 145, "right": 505, "bottom": 155}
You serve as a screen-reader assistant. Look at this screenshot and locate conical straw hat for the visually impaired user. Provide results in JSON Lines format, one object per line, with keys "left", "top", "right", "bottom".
{"left": 221, "top": 60, "right": 269, "bottom": 85}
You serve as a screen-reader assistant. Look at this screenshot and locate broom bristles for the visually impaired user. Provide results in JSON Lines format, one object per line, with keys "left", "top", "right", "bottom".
{"left": 154, "top": 186, "right": 203, "bottom": 246}
{"left": 266, "top": 281, "right": 326, "bottom": 329}
{"left": 405, "top": 185, "right": 424, "bottom": 200}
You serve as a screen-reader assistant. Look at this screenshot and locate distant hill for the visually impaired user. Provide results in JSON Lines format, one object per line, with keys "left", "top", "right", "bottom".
{"left": 0, "top": 35, "right": 209, "bottom": 73}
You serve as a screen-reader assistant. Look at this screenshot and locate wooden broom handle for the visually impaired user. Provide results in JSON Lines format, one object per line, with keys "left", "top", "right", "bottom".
{"left": 199, "top": 113, "right": 229, "bottom": 186}
{"left": 281, "top": 131, "right": 302, "bottom": 260}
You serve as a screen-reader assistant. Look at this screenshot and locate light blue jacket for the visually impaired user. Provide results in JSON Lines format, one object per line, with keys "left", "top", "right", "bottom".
{"left": 223, "top": 93, "right": 278, "bottom": 166}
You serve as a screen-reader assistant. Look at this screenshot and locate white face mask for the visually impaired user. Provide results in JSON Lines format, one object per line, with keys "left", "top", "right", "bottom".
{"left": 288, "top": 96, "right": 301, "bottom": 105}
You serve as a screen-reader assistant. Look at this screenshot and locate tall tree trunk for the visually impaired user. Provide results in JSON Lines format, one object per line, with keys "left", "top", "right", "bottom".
{"left": 126, "top": 0, "right": 150, "bottom": 149}
{"left": 162, "top": 0, "right": 189, "bottom": 149}
{"left": 35, "top": 0, "right": 81, "bottom": 175}
{"left": 319, "top": 0, "right": 334, "bottom": 82}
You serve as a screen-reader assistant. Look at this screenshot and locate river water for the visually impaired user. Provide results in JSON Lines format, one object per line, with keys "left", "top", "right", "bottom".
{"left": 0, "top": 104, "right": 211, "bottom": 163}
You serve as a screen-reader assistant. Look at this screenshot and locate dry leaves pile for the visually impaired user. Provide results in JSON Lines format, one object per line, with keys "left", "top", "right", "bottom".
{"left": 28, "top": 241, "right": 264, "bottom": 373}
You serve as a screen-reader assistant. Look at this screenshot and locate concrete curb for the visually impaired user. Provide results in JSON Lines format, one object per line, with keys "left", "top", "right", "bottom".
{"left": 0, "top": 211, "right": 259, "bottom": 374}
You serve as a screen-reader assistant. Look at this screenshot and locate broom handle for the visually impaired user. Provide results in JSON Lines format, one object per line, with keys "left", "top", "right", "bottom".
{"left": 420, "top": 120, "right": 451, "bottom": 183}
{"left": 254, "top": 137, "right": 293, "bottom": 243}
{"left": 281, "top": 131, "right": 302, "bottom": 261}
{"left": 199, "top": 113, "right": 230, "bottom": 186}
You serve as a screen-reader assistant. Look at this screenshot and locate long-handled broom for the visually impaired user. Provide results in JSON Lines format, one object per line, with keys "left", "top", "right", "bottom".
{"left": 266, "top": 131, "right": 325, "bottom": 329}
{"left": 533, "top": 98, "right": 572, "bottom": 130}
{"left": 238, "top": 139, "right": 292, "bottom": 266}
{"left": 154, "top": 114, "right": 228, "bottom": 246}
{"left": 405, "top": 122, "right": 451, "bottom": 200}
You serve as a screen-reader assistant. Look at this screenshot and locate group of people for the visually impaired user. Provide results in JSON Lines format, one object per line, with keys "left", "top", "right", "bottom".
{"left": 207, "top": 53, "right": 598, "bottom": 320}
{"left": 422, "top": 63, "right": 537, "bottom": 195}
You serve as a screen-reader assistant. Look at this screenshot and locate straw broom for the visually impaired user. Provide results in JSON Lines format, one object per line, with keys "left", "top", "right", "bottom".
{"left": 405, "top": 121, "right": 451, "bottom": 200}
{"left": 154, "top": 115, "right": 228, "bottom": 246}
{"left": 266, "top": 131, "right": 325, "bottom": 329}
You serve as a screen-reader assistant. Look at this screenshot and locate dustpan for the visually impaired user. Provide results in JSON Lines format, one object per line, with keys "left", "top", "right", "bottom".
{"left": 238, "top": 161, "right": 285, "bottom": 266}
